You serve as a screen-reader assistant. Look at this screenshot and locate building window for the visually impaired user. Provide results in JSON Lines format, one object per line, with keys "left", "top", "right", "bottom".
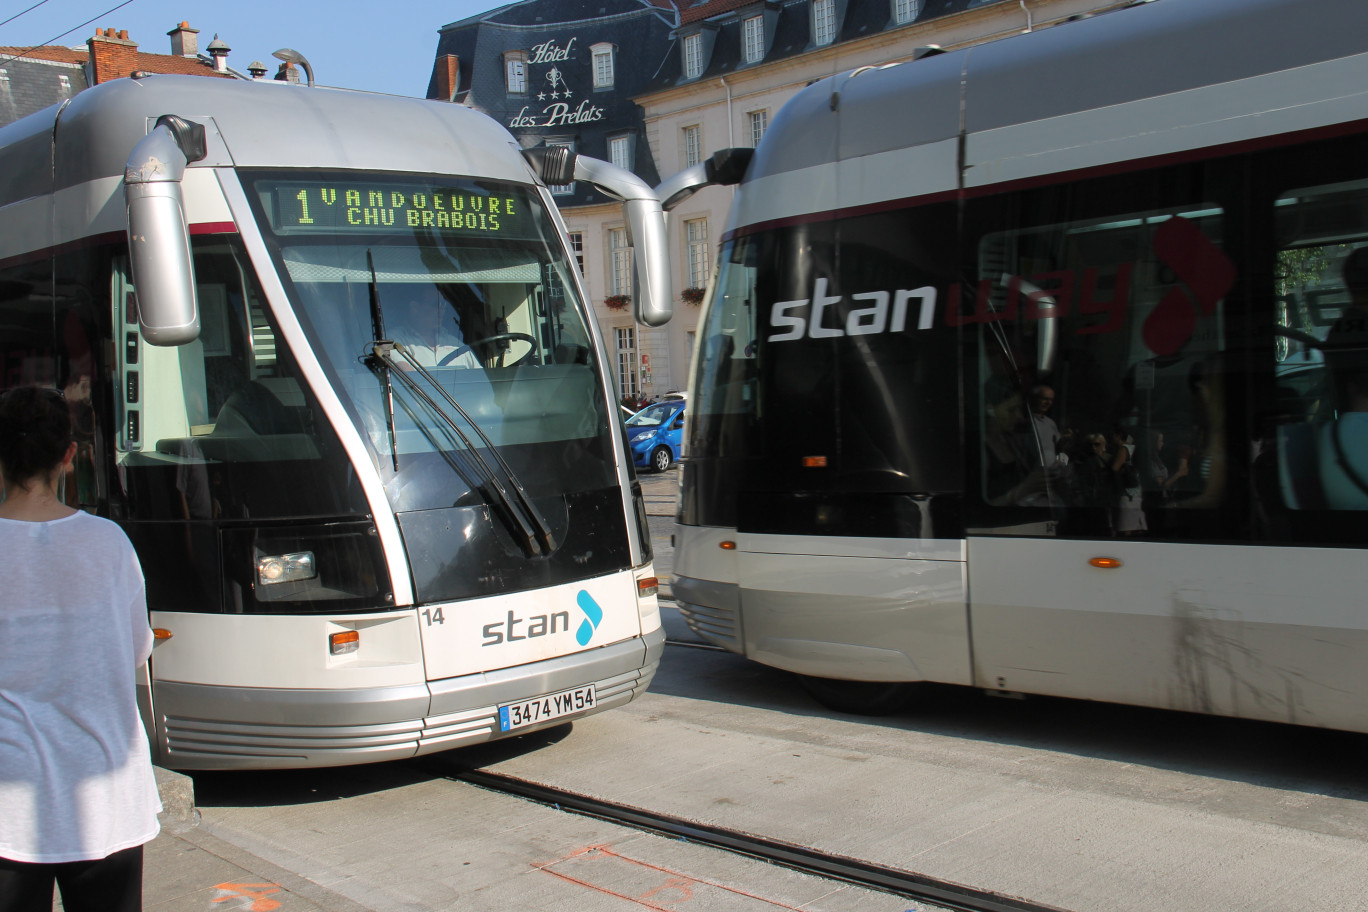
{"left": 610, "top": 227, "right": 632, "bottom": 296}
{"left": 683, "top": 33, "right": 704, "bottom": 79}
{"left": 592, "top": 43, "right": 615, "bottom": 88}
{"left": 686, "top": 219, "right": 710, "bottom": 289}
{"left": 0, "top": 70, "right": 8, "bottom": 84}
{"left": 894, "top": 0, "right": 921, "bottom": 25}
{"left": 748, "top": 110, "right": 768, "bottom": 147}
{"left": 609, "top": 135, "right": 632, "bottom": 171}
{"left": 547, "top": 141, "right": 575, "bottom": 195}
{"left": 505, "top": 53, "right": 527, "bottom": 94}
{"left": 616, "top": 327, "right": 638, "bottom": 398}
{"left": 743, "top": 16, "right": 765, "bottom": 63}
{"left": 568, "top": 232, "right": 585, "bottom": 275}
{"left": 683, "top": 125, "right": 702, "bottom": 168}
{"left": 813, "top": 0, "right": 837, "bottom": 45}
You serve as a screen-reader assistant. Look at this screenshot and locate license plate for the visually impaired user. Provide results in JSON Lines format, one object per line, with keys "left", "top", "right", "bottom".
{"left": 498, "top": 684, "right": 597, "bottom": 732}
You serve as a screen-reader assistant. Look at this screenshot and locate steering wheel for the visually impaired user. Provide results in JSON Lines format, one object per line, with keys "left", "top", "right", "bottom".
{"left": 438, "top": 332, "right": 537, "bottom": 367}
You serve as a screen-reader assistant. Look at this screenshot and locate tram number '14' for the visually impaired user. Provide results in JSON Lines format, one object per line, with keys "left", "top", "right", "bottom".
{"left": 422, "top": 607, "right": 445, "bottom": 626}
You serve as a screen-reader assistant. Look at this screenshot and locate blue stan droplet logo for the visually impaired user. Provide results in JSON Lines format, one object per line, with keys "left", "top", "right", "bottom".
{"left": 576, "top": 590, "right": 603, "bottom": 646}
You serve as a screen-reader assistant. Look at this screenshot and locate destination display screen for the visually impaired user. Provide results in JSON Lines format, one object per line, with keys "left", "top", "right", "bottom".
{"left": 257, "top": 177, "right": 542, "bottom": 240}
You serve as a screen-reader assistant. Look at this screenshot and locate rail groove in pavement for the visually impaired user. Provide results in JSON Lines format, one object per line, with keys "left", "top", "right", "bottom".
{"left": 450, "top": 769, "right": 1073, "bottom": 912}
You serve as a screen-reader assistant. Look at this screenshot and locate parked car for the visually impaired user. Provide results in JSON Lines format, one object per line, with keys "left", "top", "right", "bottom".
{"left": 625, "top": 400, "right": 686, "bottom": 471}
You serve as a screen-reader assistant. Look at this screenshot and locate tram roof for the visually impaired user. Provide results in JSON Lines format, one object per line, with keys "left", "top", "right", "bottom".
{"left": 0, "top": 75, "right": 534, "bottom": 205}
{"left": 740, "top": 0, "right": 1368, "bottom": 216}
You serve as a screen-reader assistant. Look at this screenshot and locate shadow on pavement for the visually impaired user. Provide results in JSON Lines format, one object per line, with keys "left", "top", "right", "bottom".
{"left": 191, "top": 722, "right": 575, "bottom": 807}
{"left": 650, "top": 640, "right": 1368, "bottom": 805}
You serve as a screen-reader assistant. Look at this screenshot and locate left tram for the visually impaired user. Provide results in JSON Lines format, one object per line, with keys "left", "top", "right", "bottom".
{"left": 0, "top": 74, "right": 669, "bottom": 769}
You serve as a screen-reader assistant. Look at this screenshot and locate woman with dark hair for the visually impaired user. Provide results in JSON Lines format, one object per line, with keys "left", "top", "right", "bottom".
{"left": 0, "top": 387, "right": 161, "bottom": 912}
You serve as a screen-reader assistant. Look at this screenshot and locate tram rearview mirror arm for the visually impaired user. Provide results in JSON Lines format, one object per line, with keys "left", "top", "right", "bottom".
{"left": 124, "top": 115, "right": 206, "bottom": 346}
{"left": 654, "top": 148, "right": 754, "bottom": 212}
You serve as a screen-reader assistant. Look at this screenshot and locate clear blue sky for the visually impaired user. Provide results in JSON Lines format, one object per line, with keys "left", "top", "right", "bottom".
{"left": 0, "top": 0, "right": 500, "bottom": 97}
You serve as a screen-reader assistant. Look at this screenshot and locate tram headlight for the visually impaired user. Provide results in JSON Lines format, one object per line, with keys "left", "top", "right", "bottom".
{"left": 257, "top": 551, "right": 317, "bottom": 585}
{"left": 225, "top": 521, "right": 392, "bottom": 611}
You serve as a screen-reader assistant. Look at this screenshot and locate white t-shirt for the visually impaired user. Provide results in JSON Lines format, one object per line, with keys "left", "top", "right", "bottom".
{"left": 0, "top": 511, "right": 161, "bottom": 863}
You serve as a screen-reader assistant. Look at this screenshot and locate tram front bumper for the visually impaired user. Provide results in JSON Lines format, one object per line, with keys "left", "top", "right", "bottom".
{"left": 151, "top": 627, "right": 665, "bottom": 770}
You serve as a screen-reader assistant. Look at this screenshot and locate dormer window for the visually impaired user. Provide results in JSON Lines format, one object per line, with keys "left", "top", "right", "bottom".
{"left": 893, "top": 0, "right": 921, "bottom": 25}
{"left": 744, "top": 16, "right": 766, "bottom": 63}
{"left": 683, "top": 33, "right": 704, "bottom": 78}
{"left": 813, "top": 0, "right": 837, "bottom": 46}
{"left": 505, "top": 52, "right": 528, "bottom": 94}
{"left": 742, "top": 16, "right": 765, "bottom": 63}
{"left": 592, "top": 42, "right": 615, "bottom": 88}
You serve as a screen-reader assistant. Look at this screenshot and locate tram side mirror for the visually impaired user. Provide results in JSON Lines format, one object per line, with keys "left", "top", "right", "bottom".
{"left": 622, "top": 195, "right": 671, "bottom": 328}
{"left": 524, "top": 146, "right": 674, "bottom": 327}
{"left": 125, "top": 115, "right": 206, "bottom": 346}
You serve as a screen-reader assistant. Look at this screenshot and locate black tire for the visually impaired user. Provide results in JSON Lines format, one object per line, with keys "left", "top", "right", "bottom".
{"left": 798, "top": 675, "right": 916, "bottom": 716}
{"left": 651, "top": 446, "right": 673, "bottom": 472}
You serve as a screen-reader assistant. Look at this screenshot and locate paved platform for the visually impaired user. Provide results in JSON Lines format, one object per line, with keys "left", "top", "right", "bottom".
{"left": 139, "top": 770, "right": 366, "bottom": 912}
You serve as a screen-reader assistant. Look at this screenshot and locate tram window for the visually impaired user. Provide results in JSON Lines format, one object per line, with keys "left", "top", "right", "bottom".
{"left": 967, "top": 196, "right": 1233, "bottom": 536}
{"left": 692, "top": 237, "right": 759, "bottom": 436}
{"left": 115, "top": 241, "right": 320, "bottom": 471}
{"left": 0, "top": 258, "right": 56, "bottom": 392}
{"left": 1272, "top": 178, "right": 1368, "bottom": 511}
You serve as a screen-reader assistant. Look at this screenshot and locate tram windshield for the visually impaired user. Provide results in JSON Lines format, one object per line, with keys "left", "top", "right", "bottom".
{"left": 246, "top": 172, "right": 616, "bottom": 515}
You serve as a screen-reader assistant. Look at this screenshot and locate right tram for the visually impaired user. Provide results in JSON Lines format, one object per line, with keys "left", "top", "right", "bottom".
{"left": 670, "top": 0, "right": 1368, "bottom": 729}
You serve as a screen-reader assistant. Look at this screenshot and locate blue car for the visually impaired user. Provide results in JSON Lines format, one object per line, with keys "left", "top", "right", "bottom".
{"left": 625, "top": 400, "right": 685, "bottom": 472}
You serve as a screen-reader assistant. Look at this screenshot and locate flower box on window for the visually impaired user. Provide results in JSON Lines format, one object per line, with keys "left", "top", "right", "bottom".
{"left": 681, "top": 286, "right": 706, "bottom": 305}
{"left": 604, "top": 294, "right": 632, "bottom": 311}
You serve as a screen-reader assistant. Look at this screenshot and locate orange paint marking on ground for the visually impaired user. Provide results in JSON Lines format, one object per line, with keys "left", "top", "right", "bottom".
{"left": 211, "top": 881, "right": 284, "bottom": 911}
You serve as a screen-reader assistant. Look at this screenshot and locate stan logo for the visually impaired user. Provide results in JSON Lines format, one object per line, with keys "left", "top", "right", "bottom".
{"left": 480, "top": 590, "right": 604, "bottom": 647}
{"left": 765, "top": 216, "right": 1236, "bottom": 358}
{"left": 576, "top": 590, "right": 603, "bottom": 646}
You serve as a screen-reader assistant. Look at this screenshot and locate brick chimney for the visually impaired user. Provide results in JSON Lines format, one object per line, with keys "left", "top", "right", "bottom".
{"left": 432, "top": 54, "right": 460, "bottom": 102}
{"left": 88, "top": 28, "right": 139, "bottom": 84}
{"left": 167, "top": 21, "right": 199, "bottom": 57}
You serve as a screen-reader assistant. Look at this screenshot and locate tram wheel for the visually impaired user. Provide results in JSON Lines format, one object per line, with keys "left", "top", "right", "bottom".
{"left": 651, "top": 446, "right": 673, "bottom": 472}
{"left": 797, "top": 675, "right": 915, "bottom": 716}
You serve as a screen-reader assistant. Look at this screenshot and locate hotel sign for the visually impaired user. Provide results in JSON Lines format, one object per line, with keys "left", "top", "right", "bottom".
{"left": 506, "top": 35, "right": 607, "bottom": 129}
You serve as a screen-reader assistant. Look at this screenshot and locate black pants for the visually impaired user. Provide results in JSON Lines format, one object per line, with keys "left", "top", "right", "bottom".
{"left": 0, "top": 845, "right": 143, "bottom": 912}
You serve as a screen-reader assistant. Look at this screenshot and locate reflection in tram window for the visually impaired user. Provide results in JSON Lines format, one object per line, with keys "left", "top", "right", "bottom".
{"left": 1274, "top": 179, "right": 1368, "bottom": 510}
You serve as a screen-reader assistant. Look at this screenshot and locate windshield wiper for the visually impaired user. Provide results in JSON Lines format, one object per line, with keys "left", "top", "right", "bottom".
{"left": 364, "top": 250, "right": 400, "bottom": 471}
{"left": 365, "top": 341, "right": 557, "bottom": 557}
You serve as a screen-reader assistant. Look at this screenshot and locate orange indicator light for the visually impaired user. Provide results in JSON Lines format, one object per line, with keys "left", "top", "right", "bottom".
{"left": 330, "top": 630, "right": 360, "bottom": 655}
{"left": 152, "top": 628, "right": 173, "bottom": 640}
{"left": 637, "top": 576, "right": 659, "bottom": 597}
{"left": 802, "top": 455, "right": 828, "bottom": 468}
{"left": 719, "top": 540, "right": 737, "bottom": 550}
{"left": 1089, "top": 557, "right": 1122, "bottom": 569}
